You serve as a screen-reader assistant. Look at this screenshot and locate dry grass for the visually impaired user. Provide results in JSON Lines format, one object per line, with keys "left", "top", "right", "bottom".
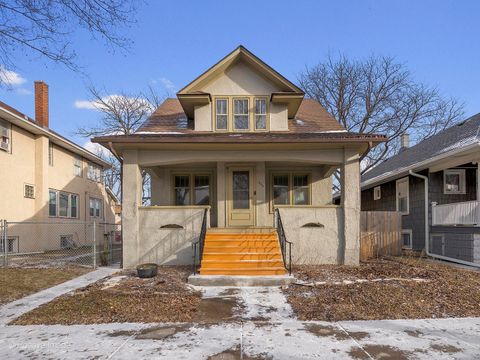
{"left": 0, "top": 267, "right": 90, "bottom": 305}
{"left": 284, "top": 257, "right": 480, "bottom": 321}
{"left": 13, "top": 266, "right": 201, "bottom": 325}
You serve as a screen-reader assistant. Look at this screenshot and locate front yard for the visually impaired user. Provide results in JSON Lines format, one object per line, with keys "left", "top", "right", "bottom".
{"left": 284, "top": 257, "right": 480, "bottom": 321}
{"left": 12, "top": 266, "right": 202, "bottom": 325}
{"left": 0, "top": 267, "right": 90, "bottom": 305}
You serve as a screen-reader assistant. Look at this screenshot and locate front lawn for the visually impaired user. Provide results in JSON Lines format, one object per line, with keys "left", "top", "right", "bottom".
{"left": 13, "top": 266, "right": 202, "bottom": 325}
{"left": 0, "top": 267, "right": 90, "bottom": 305}
{"left": 284, "top": 257, "right": 480, "bottom": 321}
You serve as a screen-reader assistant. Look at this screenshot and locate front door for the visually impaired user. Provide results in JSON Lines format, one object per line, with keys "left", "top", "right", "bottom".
{"left": 227, "top": 167, "right": 255, "bottom": 227}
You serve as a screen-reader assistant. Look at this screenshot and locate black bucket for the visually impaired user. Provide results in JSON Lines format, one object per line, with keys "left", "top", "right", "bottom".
{"left": 136, "top": 263, "right": 158, "bottom": 278}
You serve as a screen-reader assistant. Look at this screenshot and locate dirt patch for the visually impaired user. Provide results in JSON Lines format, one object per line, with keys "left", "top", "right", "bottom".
{"left": 349, "top": 345, "right": 410, "bottom": 359}
{"left": 208, "top": 346, "right": 272, "bottom": 360}
{"left": 430, "top": 343, "right": 462, "bottom": 353}
{"left": 12, "top": 266, "right": 201, "bottom": 325}
{"left": 348, "top": 331, "right": 370, "bottom": 341}
{"left": 0, "top": 267, "right": 90, "bottom": 305}
{"left": 193, "top": 297, "right": 241, "bottom": 323}
{"left": 303, "top": 323, "right": 350, "bottom": 340}
{"left": 218, "top": 288, "right": 240, "bottom": 297}
{"left": 135, "top": 324, "right": 191, "bottom": 340}
{"left": 284, "top": 257, "right": 480, "bottom": 321}
{"left": 404, "top": 329, "right": 423, "bottom": 338}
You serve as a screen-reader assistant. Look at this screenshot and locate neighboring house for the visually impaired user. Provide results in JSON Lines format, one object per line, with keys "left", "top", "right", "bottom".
{"left": 93, "top": 46, "right": 386, "bottom": 272}
{"left": 361, "top": 116, "right": 480, "bottom": 266}
{"left": 0, "top": 81, "right": 117, "bottom": 253}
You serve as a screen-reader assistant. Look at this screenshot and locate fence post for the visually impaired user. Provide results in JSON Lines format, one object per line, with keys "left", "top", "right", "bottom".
{"left": 93, "top": 221, "right": 97, "bottom": 269}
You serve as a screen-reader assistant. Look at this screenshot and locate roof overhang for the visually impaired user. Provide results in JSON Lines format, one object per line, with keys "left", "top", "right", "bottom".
{"left": 0, "top": 105, "right": 110, "bottom": 168}
{"left": 271, "top": 93, "right": 305, "bottom": 118}
{"left": 176, "top": 93, "right": 211, "bottom": 119}
{"left": 361, "top": 142, "right": 480, "bottom": 189}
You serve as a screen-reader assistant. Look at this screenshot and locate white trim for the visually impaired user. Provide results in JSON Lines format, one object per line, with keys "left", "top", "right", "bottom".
{"left": 396, "top": 177, "right": 409, "bottom": 215}
{"left": 443, "top": 169, "right": 466, "bottom": 194}
{"left": 401, "top": 229, "right": 413, "bottom": 249}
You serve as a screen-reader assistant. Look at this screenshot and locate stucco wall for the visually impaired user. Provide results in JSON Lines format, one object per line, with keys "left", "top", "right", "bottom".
{"left": 277, "top": 206, "right": 343, "bottom": 264}
{"left": 137, "top": 207, "right": 207, "bottom": 266}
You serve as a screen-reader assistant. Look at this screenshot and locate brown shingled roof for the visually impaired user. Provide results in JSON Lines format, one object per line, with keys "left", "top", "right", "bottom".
{"left": 137, "top": 98, "right": 346, "bottom": 134}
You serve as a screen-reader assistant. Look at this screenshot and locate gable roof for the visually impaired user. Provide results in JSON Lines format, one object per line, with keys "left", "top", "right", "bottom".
{"left": 0, "top": 100, "right": 110, "bottom": 168}
{"left": 362, "top": 113, "right": 480, "bottom": 187}
{"left": 136, "top": 98, "right": 346, "bottom": 134}
{"left": 177, "top": 45, "right": 304, "bottom": 95}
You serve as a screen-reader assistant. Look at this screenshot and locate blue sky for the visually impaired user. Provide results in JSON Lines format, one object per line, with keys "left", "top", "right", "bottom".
{"left": 1, "top": 0, "right": 479, "bottom": 149}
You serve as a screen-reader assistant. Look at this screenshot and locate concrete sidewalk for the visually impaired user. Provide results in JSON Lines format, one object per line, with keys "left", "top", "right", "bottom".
{"left": 0, "top": 284, "right": 479, "bottom": 359}
{"left": 0, "top": 267, "right": 117, "bottom": 326}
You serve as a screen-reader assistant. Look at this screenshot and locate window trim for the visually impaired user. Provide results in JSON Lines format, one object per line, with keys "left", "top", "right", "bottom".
{"left": 373, "top": 186, "right": 381, "bottom": 201}
{"left": 232, "top": 97, "right": 250, "bottom": 131}
{"left": 0, "top": 118, "right": 11, "bottom": 153}
{"left": 269, "top": 171, "right": 312, "bottom": 211}
{"left": 211, "top": 95, "right": 270, "bottom": 132}
{"left": 401, "top": 229, "right": 413, "bottom": 249}
{"left": 24, "top": 183, "right": 35, "bottom": 199}
{"left": 48, "top": 189, "right": 80, "bottom": 219}
{"left": 396, "top": 177, "right": 409, "bottom": 215}
{"left": 171, "top": 173, "right": 212, "bottom": 206}
{"left": 443, "top": 169, "right": 466, "bottom": 194}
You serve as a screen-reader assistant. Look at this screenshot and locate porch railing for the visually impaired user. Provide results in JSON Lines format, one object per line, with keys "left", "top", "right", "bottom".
{"left": 274, "top": 208, "right": 292, "bottom": 275}
{"left": 432, "top": 200, "right": 480, "bottom": 226}
{"left": 192, "top": 208, "right": 208, "bottom": 275}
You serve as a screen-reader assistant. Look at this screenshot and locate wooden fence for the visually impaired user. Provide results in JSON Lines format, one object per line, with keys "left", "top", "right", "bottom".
{"left": 360, "top": 211, "right": 402, "bottom": 261}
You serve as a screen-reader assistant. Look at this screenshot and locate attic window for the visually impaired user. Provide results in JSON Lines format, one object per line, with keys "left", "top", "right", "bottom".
{"left": 177, "top": 116, "right": 188, "bottom": 129}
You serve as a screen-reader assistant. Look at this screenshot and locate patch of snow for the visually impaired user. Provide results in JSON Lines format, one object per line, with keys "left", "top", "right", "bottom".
{"left": 101, "top": 275, "right": 128, "bottom": 290}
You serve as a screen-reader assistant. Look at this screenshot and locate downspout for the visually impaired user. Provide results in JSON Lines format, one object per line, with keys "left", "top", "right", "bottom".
{"left": 409, "top": 169, "right": 480, "bottom": 268}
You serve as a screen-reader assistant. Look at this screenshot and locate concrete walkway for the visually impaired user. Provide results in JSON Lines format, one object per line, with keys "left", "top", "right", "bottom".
{"left": 1, "top": 281, "right": 480, "bottom": 359}
{"left": 0, "top": 267, "right": 117, "bottom": 326}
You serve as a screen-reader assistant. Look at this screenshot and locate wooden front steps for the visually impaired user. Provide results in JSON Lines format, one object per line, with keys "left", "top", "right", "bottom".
{"left": 199, "top": 230, "right": 287, "bottom": 276}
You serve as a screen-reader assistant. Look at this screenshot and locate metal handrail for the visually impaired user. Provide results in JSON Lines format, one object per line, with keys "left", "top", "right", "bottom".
{"left": 192, "top": 208, "right": 208, "bottom": 275}
{"left": 274, "top": 208, "right": 293, "bottom": 275}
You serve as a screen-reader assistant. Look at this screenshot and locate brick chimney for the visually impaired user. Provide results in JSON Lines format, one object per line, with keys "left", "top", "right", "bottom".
{"left": 400, "top": 133, "right": 410, "bottom": 152}
{"left": 34, "top": 81, "right": 49, "bottom": 128}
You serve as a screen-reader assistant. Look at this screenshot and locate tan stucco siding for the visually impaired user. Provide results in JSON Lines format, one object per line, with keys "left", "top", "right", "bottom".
{"left": 194, "top": 104, "right": 212, "bottom": 131}
{"left": 269, "top": 103, "right": 288, "bottom": 131}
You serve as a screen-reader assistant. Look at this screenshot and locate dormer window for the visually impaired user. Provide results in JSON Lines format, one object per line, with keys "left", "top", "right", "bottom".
{"left": 213, "top": 96, "right": 269, "bottom": 132}
{"left": 215, "top": 99, "right": 228, "bottom": 130}
{"left": 233, "top": 98, "right": 249, "bottom": 130}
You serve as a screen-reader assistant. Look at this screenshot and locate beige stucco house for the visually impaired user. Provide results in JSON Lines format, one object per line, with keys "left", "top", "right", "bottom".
{"left": 0, "top": 82, "right": 117, "bottom": 254}
{"left": 93, "top": 46, "right": 385, "bottom": 274}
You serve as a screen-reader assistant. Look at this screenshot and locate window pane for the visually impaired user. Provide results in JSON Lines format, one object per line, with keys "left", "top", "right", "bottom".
{"left": 293, "top": 175, "right": 310, "bottom": 205}
{"left": 445, "top": 173, "right": 460, "bottom": 192}
{"left": 59, "top": 193, "right": 69, "bottom": 217}
{"left": 398, "top": 197, "right": 408, "bottom": 213}
{"left": 194, "top": 175, "right": 210, "bottom": 205}
{"left": 89, "top": 199, "right": 94, "bottom": 217}
{"left": 49, "top": 191, "right": 57, "bottom": 216}
{"left": 273, "top": 175, "right": 289, "bottom": 205}
{"left": 234, "top": 115, "right": 249, "bottom": 129}
{"left": 175, "top": 175, "right": 190, "bottom": 205}
{"left": 216, "top": 99, "right": 227, "bottom": 114}
{"left": 232, "top": 171, "right": 249, "bottom": 209}
{"left": 255, "top": 115, "right": 266, "bottom": 130}
{"left": 216, "top": 115, "right": 227, "bottom": 130}
{"left": 402, "top": 233, "right": 411, "bottom": 247}
{"left": 255, "top": 99, "right": 266, "bottom": 114}
{"left": 71, "top": 195, "right": 78, "bottom": 218}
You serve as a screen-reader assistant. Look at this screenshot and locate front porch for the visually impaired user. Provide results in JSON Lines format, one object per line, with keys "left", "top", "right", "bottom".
{"left": 121, "top": 147, "right": 362, "bottom": 270}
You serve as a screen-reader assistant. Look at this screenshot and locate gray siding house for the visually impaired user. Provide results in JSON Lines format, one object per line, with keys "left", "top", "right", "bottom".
{"left": 361, "top": 114, "right": 480, "bottom": 266}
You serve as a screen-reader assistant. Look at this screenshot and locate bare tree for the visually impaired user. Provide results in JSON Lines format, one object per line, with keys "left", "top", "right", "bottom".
{"left": 79, "top": 86, "right": 165, "bottom": 204}
{"left": 299, "top": 54, "right": 464, "bottom": 175}
{"left": 0, "top": 0, "right": 137, "bottom": 84}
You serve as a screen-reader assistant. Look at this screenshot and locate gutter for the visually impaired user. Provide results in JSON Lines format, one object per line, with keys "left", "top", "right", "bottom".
{"left": 408, "top": 170, "right": 480, "bottom": 268}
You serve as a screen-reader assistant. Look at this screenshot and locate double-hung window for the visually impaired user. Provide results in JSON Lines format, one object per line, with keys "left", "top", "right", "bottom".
{"left": 272, "top": 173, "right": 311, "bottom": 207}
{"left": 233, "top": 98, "right": 249, "bottom": 130}
{"left": 396, "top": 178, "right": 409, "bottom": 215}
{"left": 215, "top": 99, "right": 228, "bottom": 130}
{"left": 89, "top": 198, "right": 102, "bottom": 218}
{"left": 174, "top": 174, "right": 211, "bottom": 206}
{"left": 74, "top": 156, "right": 83, "bottom": 177}
{"left": 88, "top": 163, "right": 102, "bottom": 182}
{"left": 0, "top": 119, "right": 10, "bottom": 152}
{"left": 255, "top": 98, "right": 267, "bottom": 130}
{"left": 49, "top": 190, "right": 79, "bottom": 218}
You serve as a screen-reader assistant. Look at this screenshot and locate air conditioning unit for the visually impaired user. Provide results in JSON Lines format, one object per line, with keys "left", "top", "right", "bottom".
{"left": 0, "top": 141, "right": 8, "bottom": 151}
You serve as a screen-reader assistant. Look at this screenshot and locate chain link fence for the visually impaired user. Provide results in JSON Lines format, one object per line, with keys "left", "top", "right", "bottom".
{"left": 0, "top": 219, "right": 121, "bottom": 268}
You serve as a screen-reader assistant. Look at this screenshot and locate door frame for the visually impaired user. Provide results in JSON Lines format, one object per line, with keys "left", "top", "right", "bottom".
{"left": 226, "top": 165, "right": 256, "bottom": 227}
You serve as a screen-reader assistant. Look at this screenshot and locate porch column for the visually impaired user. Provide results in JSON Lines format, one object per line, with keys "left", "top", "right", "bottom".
{"left": 122, "top": 149, "right": 143, "bottom": 268}
{"left": 217, "top": 162, "right": 226, "bottom": 227}
{"left": 255, "top": 161, "right": 269, "bottom": 226}
{"left": 341, "top": 148, "right": 361, "bottom": 265}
